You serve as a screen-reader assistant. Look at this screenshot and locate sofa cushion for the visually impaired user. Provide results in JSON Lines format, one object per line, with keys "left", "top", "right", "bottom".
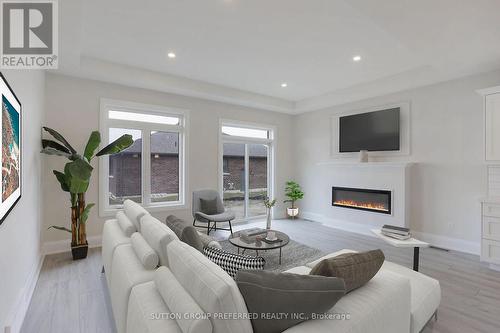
{"left": 124, "top": 199, "right": 149, "bottom": 231}
{"left": 236, "top": 270, "right": 345, "bottom": 333}
{"left": 309, "top": 249, "right": 385, "bottom": 292}
{"left": 140, "top": 215, "right": 179, "bottom": 266}
{"left": 102, "top": 218, "right": 130, "bottom": 285}
{"left": 117, "top": 211, "right": 136, "bottom": 237}
{"left": 305, "top": 249, "right": 357, "bottom": 268}
{"left": 167, "top": 240, "right": 253, "bottom": 333}
{"left": 166, "top": 215, "right": 222, "bottom": 249}
{"left": 127, "top": 281, "right": 182, "bottom": 333}
{"left": 111, "top": 244, "right": 156, "bottom": 333}
{"left": 283, "top": 265, "right": 312, "bottom": 275}
{"left": 282, "top": 268, "right": 411, "bottom": 333}
{"left": 204, "top": 246, "right": 265, "bottom": 278}
{"left": 382, "top": 261, "right": 441, "bottom": 333}
{"left": 181, "top": 226, "right": 204, "bottom": 252}
{"left": 131, "top": 232, "right": 159, "bottom": 270}
{"left": 155, "top": 267, "right": 212, "bottom": 333}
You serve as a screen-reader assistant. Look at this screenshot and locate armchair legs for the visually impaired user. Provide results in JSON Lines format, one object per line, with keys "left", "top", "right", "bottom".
{"left": 193, "top": 219, "right": 233, "bottom": 236}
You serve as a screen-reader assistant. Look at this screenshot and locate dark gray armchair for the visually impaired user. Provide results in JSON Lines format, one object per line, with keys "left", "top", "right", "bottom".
{"left": 192, "top": 189, "right": 235, "bottom": 235}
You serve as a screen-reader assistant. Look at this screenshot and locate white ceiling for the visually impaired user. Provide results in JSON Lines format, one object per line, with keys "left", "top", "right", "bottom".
{"left": 56, "top": 0, "right": 500, "bottom": 113}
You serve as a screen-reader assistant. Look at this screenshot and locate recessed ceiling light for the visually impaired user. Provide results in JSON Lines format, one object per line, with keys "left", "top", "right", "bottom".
{"left": 281, "top": 83, "right": 288, "bottom": 88}
{"left": 167, "top": 52, "right": 176, "bottom": 59}
{"left": 352, "top": 55, "right": 362, "bottom": 62}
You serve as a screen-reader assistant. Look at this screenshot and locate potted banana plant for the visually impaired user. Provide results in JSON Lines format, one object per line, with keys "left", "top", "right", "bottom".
{"left": 41, "top": 127, "right": 133, "bottom": 260}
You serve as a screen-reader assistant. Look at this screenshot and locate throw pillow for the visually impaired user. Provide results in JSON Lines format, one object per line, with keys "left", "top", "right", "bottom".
{"left": 309, "top": 249, "right": 385, "bottom": 292}
{"left": 204, "top": 246, "right": 265, "bottom": 278}
{"left": 200, "top": 198, "right": 218, "bottom": 215}
{"left": 165, "top": 215, "right": 188, "bottom": 239}
{"left": 236, "top": 270, "right": 345, "bottom": 333}
{"left": 181, "top": 226, "right": 204, "bottom": 253}
{"left": 116, "top": 211, "right": 136, "bottom": 237}
{"left": 130, "top": 232, "right": 159, "bottom": 270}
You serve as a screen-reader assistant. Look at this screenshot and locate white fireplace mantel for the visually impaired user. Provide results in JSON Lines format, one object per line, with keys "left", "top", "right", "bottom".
{"left": 316, "top": 161, "right": 415, "bottom": 168}
{"left": 303, "top": 160, "right": 414, "bottom": 231}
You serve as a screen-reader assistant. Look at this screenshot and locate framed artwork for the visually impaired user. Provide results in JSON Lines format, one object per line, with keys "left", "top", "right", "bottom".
{"left": 0, "top": 72, "right": 21, "bottom": 225}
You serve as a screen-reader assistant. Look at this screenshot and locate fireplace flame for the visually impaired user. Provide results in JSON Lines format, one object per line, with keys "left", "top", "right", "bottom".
{"left": 333, "top": 199, "right": 388, "bottom": 212}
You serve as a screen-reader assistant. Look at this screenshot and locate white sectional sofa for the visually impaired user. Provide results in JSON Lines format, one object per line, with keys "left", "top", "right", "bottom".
{"left": 102, "top": 207, "right": 441, "bottom": 333}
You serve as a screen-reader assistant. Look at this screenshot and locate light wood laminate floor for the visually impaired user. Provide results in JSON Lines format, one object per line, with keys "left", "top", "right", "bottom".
{"left": 22, "top": 219, "right": 500, "bottom": 333}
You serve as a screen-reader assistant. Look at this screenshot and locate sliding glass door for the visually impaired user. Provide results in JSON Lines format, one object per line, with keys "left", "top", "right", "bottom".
{"left": 248, "top": 144, "right": 268, "bottom": 217}
{"left": 221, "top": 123, "right": 274, "bottom": 221}
{"left": 222, "top": 142, "right": 246, "bottom": 219}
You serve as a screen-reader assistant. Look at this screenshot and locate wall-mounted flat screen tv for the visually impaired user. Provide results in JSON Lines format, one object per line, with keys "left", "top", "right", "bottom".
{"left": 339, "top": 108, "right": 400, "bottom": 152}
{"left": 0, "top": 73, "right": 21, "bottom": 225}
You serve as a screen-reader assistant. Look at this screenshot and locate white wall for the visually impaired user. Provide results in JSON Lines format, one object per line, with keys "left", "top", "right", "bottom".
{"left": 294, "top": 70, "right": 500, "bottom": 254}
{"left": 42, "top": 73, "right": 294, "bottom": 247}
{"left": 0, "top": 70, "right": 45, "bottom": 331}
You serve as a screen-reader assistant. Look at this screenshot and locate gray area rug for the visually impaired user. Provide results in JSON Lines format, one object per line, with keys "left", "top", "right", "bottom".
{"left": 220, "top": 239, "right": 325, "bottom": 272}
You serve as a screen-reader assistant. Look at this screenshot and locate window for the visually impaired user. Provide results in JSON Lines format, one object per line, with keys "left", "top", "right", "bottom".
{"left": 220, "top": 122, "right": 275, "bottom": 220}
{"left": 222, "top": 125, "right": 270, "bottom": 139}
{"left": 100, "top": 99, "right": 187, "bottom": 215}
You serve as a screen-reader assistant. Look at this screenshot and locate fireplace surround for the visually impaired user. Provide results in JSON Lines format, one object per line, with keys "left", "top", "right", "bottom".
{"left": 332, "top": 186, "right": 392, "bottom": 215}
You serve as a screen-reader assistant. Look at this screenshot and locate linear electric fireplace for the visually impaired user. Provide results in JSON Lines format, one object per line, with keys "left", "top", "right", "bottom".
{"left": 332, "top": 187, "right": 391, "bottom": 214}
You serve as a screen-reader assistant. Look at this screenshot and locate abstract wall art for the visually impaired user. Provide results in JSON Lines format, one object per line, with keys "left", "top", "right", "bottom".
{"left": 0, "top": 73, "right": 21, "bottom": 225}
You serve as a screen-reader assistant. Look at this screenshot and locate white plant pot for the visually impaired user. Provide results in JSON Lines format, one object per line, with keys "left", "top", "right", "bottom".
{"left": 287, "top": 208, "right": 299, "bottom": 218}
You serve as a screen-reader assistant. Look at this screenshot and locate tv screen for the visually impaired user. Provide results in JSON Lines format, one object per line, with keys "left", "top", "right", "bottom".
{"left": 339, "top": 108, "right": 400, "bottom": 152}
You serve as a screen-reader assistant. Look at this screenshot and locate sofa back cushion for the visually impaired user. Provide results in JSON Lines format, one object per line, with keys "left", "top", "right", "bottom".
{"left": 124, "top": 199, "right": 149, "bottom": 231}
{"left": 167, "top": 240, "right": 253, "bottom": 333}
{"left": 116, "top": 211, "right": 136, "bottom": 237}
{"left": 131, "top": 232, "right": 159, "bottom": 270}
{"left": 155, "top": 266, "right": 212, "bottom": 333}
{"left": 140, "top": 215, "right": 179, "bottom": 266}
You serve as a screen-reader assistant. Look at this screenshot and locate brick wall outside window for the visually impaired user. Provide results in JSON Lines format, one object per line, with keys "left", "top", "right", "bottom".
{"left": 223, "top": 156, "right": 267, "bottom": 191}
{"left": 109, "top": 154, "right": 267, "bottom": 199}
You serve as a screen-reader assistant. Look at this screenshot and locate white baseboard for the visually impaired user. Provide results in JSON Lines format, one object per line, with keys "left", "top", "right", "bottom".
{"left": 489, "top": 263, "right": 500, "bottom": 272}
{"left": 5, "top": 254, "right": 44, "bottom": 333}
{"left": 302, "top": 211, "right": 375, "bottom": 237}
{"left": 411, "top": 231, "right": 480, "bottom": 255}
{"left": 42, "top": 235, "right": 102, "bottom": 255}
{"left": 302, "top": 211, "right": 480, "bottom": 255}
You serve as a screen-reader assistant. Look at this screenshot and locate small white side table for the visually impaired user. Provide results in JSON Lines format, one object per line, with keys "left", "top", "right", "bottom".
{"left": 371, "top": 229, "right": 429, "bottom": 271}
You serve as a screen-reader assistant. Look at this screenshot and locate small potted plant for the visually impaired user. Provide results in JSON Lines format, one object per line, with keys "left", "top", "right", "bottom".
{"left": 263, "top": 197, "right": 276, "bottom": 229}
{"left": 284, "top": 181, "right": 304, "bottom": 219}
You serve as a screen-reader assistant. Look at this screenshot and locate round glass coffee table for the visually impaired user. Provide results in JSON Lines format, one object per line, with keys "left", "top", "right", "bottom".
{"left": 229, "top": 229, "right": 290, "bottom": 265}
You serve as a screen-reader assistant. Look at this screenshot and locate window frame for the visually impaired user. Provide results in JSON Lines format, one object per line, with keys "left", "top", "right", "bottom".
{"left": 99, "top": 98, "right": 188, "bottom": 216}
{"left": 218, "top": 119, "right": 276, "bottom": 222}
